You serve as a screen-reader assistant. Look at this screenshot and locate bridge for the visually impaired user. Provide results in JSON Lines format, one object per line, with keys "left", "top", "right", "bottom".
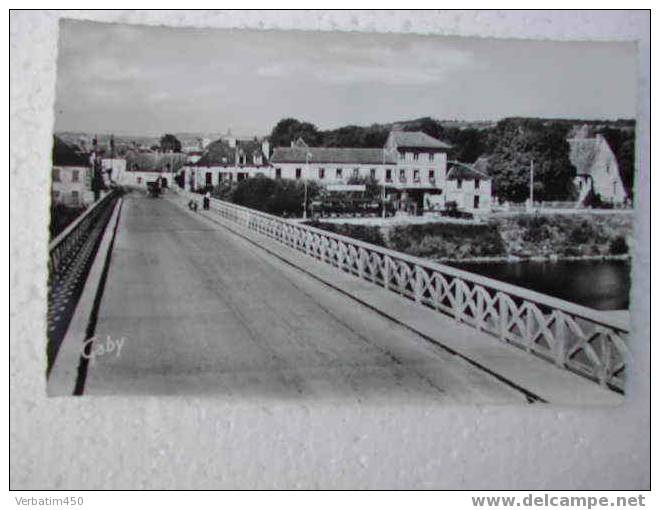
{"left": 47, "top": 186, "right": 628, "bottom": 404}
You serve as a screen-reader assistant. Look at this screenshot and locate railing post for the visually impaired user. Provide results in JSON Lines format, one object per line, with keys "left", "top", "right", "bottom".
{"left": 553, "top": 311, "right": 568, "bottom": 368}
{"left": 476, "top": 289, "right": 484, "bottom": 331}
{"left": 357, "top": 248, "right": 365, "bottom": 278}
{"left": 453, "top": 279, "right": 463, "bottom": 322}
{"left": 525, "top": 303, "right": 534, "bottom": 353}
{"left": 383, "top": 256, "right": 390, "bottom": 290}
{"left": 414, "top": 266, "right": 423, "bottom": 303}
{"left": 498, "top": 293, "right": 508, "bottom": 342}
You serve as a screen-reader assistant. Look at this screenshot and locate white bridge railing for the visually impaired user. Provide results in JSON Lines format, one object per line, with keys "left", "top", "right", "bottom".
{"left": 184, "top": 190, "right": 629, "bottom": 391}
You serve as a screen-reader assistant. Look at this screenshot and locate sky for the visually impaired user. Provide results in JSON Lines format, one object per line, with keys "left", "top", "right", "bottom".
{"left": 54, "top": 19, "right": 638, "bottom": 137}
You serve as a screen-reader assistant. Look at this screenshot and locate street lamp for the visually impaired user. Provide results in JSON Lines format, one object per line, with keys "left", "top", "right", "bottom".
{"left": 303, "top": 151, "right": 312, "bottom": 219}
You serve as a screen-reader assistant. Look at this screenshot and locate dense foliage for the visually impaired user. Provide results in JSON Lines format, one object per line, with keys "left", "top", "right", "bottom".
{"left": 269, "top": 118, "right": 323, "bottom": 147}
{"left": 159, "top": 134, "right": 182, "bottom": 153}
{"left": 486, "top": 119, "right": 577, "bottom": 203}
{"left": 210, "top": 175, "right": 320, "bottom": 217}
{"left": 304, "top": 221, "right": 386, "bottom": 247}
{"left": 388, "top": 222, "right": 506, "bottom": 259}
{"left": 304, "top": 214, "right": 631, "bottom": 261}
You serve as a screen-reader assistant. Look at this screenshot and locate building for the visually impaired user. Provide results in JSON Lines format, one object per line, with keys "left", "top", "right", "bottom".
{"left": 182, "top": 138, "right": 272, "bottom": 189}
{"left": 51, "top": 136, "right": 94, "bottom": 207}
{"left": 568, "top": 130, "right": 628, "bottom": 205}
{"left": 121, "top": 149, "right": 187, "bottom": 188}
{"left": 443, "top": 161, "right": 492, "bottom": 212}
{"left": 269, "top": 130, "right": 491, "bottom": 214}
{"left": 101, "top": 158, "right": 127, "bottom": 185}
{"left": 182, "top": 129, "right": 492, "bottom": 214}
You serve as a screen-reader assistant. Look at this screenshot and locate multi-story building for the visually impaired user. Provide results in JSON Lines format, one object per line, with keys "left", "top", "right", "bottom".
{"left": 182, "top": 129, "right": 492, "bottom": 214}
{"left": 51, "top": 136, "right": 95, "bottom": 207}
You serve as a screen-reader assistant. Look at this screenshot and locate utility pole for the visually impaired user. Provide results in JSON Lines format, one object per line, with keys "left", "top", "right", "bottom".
{"left": 303, "top": 151, "right": 311, "bottom": 219}
{"left": 529, "top": 159, "right": 535, "bottom": 209}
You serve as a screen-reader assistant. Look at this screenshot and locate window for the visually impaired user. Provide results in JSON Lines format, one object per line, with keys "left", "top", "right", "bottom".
{"left": 52, "top": 168, "right": 60, "bottom": 182}
{"left": 429, "top": 169, "right": 435, "bottom": 181}
{"left": 370, "top": 168, "right": 376, "bottom": 180}
{"left": 71, "top": 170, "right": 79, "bottom": 182}
{"left": 386, "top": 169, "right": 392, "bottom": 182}
{"left": 399, "top": 169, "right": 406, "bottom": 182}
{"left": 206, "top": 172, "right": 212, "bottom": 185}
{"left": 295, "top": 168, "right": 302, "bottom": 179}
{"left": 275, "top": 168, "right": 282, "bottom": 179}
{"left": 475, "top": 178, "right": 480, "bottom": 189}
{"left": 398, "top": 152, "right": 405, "bottom": 162}
{"left": 353, "top": 168, "right": 359, "bottom": 178}
{"left": 413, "top": 153, "right": 419, "bottom": 161}
{"left": 336, "top": 168, "right": 343, "bottom": 178}
{"left": 319, "top": 168, "right": 325, "bottom": 179}
{"left": 413, "top": 169, "right": 420, "bottom": 182}
{"left": 429, "top": 153, "right": 434, "bottom": 162}
{"left": 474, "top": 195, "right": 480, "bottom": 209}
{"left": 71, "top": 190, "right": 79, "bottom": 205}
{"left": 457, "top": 179, "right": 463, "bottom": 189}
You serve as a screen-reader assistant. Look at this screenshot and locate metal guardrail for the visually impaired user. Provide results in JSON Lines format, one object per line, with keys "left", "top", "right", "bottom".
{"left": 182, "top": 190, "right": 629, "bottom": 391}
{"left": 49, "top": 190, "right": 119, "bottom": 281}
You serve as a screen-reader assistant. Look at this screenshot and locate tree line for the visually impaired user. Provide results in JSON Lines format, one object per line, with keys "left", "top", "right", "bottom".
{"left": 269, "top": 117, "right": 636, "bottom": 202}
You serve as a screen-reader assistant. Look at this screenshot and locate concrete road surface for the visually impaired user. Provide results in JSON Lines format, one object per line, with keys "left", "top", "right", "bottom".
{"left": 82, "top": 191, "right": 528, "bottom": 403}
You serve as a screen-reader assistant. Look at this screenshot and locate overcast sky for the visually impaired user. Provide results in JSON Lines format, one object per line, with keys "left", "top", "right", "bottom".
{"left": 54, "top": 19, "right": 638, "bottom": 137}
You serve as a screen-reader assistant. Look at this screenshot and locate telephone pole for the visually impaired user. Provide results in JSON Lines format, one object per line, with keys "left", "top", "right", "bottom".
{"left": 529, "top": 159, "right": 535, "bottom": 208}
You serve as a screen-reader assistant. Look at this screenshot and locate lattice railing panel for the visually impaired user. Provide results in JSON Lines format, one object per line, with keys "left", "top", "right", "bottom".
{"left": 190, "top": 192, "right": 629, "bottom": 392}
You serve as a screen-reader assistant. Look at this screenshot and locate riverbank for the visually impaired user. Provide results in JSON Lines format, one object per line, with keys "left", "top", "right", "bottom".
{"left": 432, "top": 253, "right": 631, "bottom": 265}
{"left": 306, "top": 212, "right": 633, "bottom": 263}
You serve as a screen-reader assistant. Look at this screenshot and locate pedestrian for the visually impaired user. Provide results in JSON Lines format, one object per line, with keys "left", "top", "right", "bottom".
{"left": 203, "top": 191, "right": 210, "bottom": 210}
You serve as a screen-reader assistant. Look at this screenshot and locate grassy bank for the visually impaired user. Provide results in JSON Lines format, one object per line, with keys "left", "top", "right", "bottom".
{"left": 307, "top": 213, "right": 633, "bottom": 262}
{"left": 497, "top": 214, "right": 632, "bottom": 259}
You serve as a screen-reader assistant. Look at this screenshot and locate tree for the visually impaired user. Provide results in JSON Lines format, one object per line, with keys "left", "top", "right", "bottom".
{"left": 159, "top": 134, "right": 182, "bottom": 153}
{"left": 487, "top": 119, "right": 577, "bottom": 202}
{"left": 270, "top": 118, "right": 322, "bottom": 147}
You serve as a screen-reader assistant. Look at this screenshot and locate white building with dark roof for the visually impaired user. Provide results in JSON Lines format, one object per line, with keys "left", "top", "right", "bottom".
{"left": 182, "top": 129, "right": 492, "bottom": 214}
{"left": 51, "top": 136, "right": 95, "bottom": 207}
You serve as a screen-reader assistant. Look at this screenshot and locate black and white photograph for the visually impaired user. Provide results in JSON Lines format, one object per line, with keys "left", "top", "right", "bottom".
{"left": 45, "top": 19, "right": 638, "bottom": 404}
{"left": 10, "top": 8, "right": 652, "bottom": 493}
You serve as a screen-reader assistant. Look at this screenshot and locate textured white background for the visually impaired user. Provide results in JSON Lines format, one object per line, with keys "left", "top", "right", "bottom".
{"left": 9, "top": 10, "right": 650, "bottom": 489}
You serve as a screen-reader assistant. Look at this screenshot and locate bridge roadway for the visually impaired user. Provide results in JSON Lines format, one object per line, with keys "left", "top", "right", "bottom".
{"left": 80, "top": 191, "right": 529, "bottom": 402}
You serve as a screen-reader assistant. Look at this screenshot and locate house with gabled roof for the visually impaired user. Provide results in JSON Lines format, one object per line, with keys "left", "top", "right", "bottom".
{"left": 183, "top": 137, "right": 271, "bottom": 190}
{"left": 568, "top": 128, "right": 627, "bottom": 205}
{"left": 51, "top": 136, "right": 94, "bottom": 207}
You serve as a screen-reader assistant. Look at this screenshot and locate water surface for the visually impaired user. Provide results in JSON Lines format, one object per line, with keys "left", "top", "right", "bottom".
{"left": 449, "top": 259, "right": 631, "bottom": 311}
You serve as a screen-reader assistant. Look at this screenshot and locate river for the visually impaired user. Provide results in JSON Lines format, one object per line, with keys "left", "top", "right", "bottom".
{"left": 449, "top": 259, "right": 631, "bottom": 311}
